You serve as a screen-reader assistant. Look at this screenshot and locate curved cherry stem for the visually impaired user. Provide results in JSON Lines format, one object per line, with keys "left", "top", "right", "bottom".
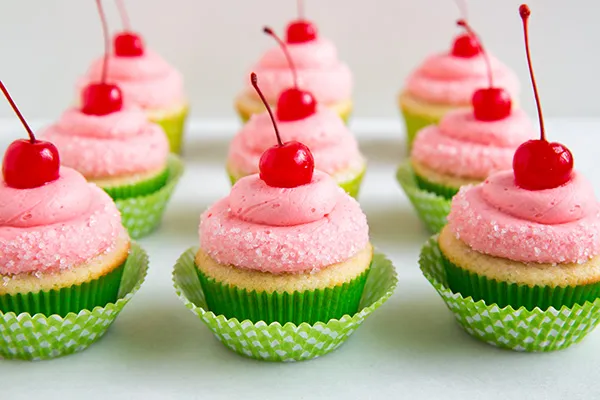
{"left": 520, "top": 4, "right": 545, "bottom": 141}
{"left": 116, "top": 0, "right": 131, "bottom": 31}
{"left": 297, "top": 0, "right": 304, "bottom": 19}
{"left": 263, "top": 26, "right": 298, "bottom": 89}
{"left": 95, "top": 0, "right": 110, "bottom": 84}
{"left": 457, "top": 19, "right": 493, "bottom": 87}
{"left": 0, "top": 81, "right": 36, "bottom": 143}
{"left": 251, "top": 73, "right": 283, "bottom": 146}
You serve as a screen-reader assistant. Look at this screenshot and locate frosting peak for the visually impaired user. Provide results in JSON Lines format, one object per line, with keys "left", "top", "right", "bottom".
{"left": 449, "top": 170, "right": 600, "bottom": 264}
{"left": 55, "top": 107, "right": 148, "bottom": 139}
{"left": 229, "top": 171, "right": 338, "bottom": 227}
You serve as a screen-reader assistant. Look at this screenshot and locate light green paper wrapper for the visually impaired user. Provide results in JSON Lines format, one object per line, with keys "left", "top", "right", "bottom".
{"left": 401, "top": 107, "right": 441, "bottom": 152}
{"left": 396, "top": 161, "right": 450, "bottom": 233}
{"left": 149, "top": 105, "right": 189, "bottom": 154}
{"left": 227, "top": 167, "right": 365, "bottom": 200}
{"left": 420, "top": 236, "right": 600, "bottom": 352}
{"left": 413, "top": 172, "right": 460, "bottom": 199}
{"left": 101, "top": 167, "right": 170, "bottom": 201}
{"left": 197, "top": 267, "right": 370, "bottom": 325}
{"left": 173, "top": 247, "right": 397, "bottom": 362}
{"left": 116, "top": 154, "right": 184, "bottom": 239}
{"left": 0, "top": 242, "right": 148, "bottom": 361}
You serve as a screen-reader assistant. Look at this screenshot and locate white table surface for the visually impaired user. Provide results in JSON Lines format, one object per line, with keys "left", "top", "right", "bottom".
{"left": 1, "top": 117, "right": 600, "bottom": 400}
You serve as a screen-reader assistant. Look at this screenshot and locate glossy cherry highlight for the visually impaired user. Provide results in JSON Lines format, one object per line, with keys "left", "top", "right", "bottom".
{"left": 512, "top": 4, "right": 573, "bottom": 190}
{"left": 457, "top": 19, "right": 512, "bottom": 121}
{"left": 114, "top": 0, "right": 145, "bottom": 56}
{"left": 0, "top": 81, "right": 60, "bottom": 189}
{"left": 285, "top": 0, "right": 318, "bottom": 43}
{"left": 251, "top": 73, "right": 314, "bottom": 188}
{"left": 81, "top": 0, "right": 123, "bottom": 116}
{"left": 263, "top": 26, "right": 317, "bottom": 122}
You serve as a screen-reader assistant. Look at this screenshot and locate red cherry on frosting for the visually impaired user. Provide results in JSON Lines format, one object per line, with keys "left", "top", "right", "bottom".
{"left": 285, "top": 0, "right": 318, "bottom": 43}
{"left": 0, "top": 81, "right": 60, "bottom": 189}
{"left": 457, "top": 20, "right": 512, "bottom": 121}
{"left": 81, "top": 0, "right": 123, "bottom": 116}
{"left": 114, "top": 32, "right": 144, "bottom": 57}
{"left": 251, "top": 73, "right": 314, "bottom": 188}
{"left": 451, "top": 33, "right": 481, "bottom": 57}
{"left": 512, "top": 4, "right": 573, "bottom": 190}
{"left": 263, "top": 27, "right": 317, "bottom": 122}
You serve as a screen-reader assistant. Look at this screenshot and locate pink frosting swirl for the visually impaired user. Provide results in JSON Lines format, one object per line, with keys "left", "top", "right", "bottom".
{"left": 411, "top": 109, "right": 536, "bottom": 179}
{"left": 78, "top": 50, "right": 185, "bottom": 109}
{"left": 200, "top": 172, "right": 369, "bottom": 273}
{"left": 228, "top": 107, "right": 363, "bottom": 176}
{"left": 404, "top": 51, "right": 520, "bottom": 105}
{"left": 40, "top": 107, "right": 169, "bottom": 178}
{"left": 246, "top": 38, "right": 352, "bottom": 104}
{"left": 448, "top": 170, "right": 600, "bottom": 264}
{"left": 0, "top": 167, "right": 125, "bottom": 274}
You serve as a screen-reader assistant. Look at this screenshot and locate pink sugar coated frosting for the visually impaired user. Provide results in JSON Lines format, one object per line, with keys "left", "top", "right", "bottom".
{"left": 246, "top": 38, "right": 352, "bottom": 104}
{"left": 411, "top": 109, "right": 536, "bottom": 180}
{"left": 448, "top": 170, "right": 600, "bottom": 264}
{"left": 228, "top": 107, "right": 363, "bottom": 176}
{"left": 40, "top": 107, "right": 169, "bottom": 179}
{"left": 0, "top": 167, "right": 125, "bottom": 275}
{"left": 200, "top": 172, "right": 369, "bottom": 273}
{"left": 78, "top": 50, "right": 185, "bottom": 109}
{"left": 404, "top": 52, "right": 520, "bottom": 105}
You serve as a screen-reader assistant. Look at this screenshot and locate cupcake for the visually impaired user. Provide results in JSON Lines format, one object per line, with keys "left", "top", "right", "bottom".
{"left": 398, "top": 18, "right": 520, "bottom": 150}
{"left": 420, "top": 5, "right": 600, "bottom": 352}
{"left": 46, "top": 1, "right": 183, "bottom": 239}
{"left": 173, "top": 73, "right": 396, "bottom": 362}
{"left": 397, "top": 21, "right": 535, "bottom": 233}
{"left": 229, "top": 27, "right": 365, "bottom": 198}
{"left": 0, "top": 80, "right": 147, "bottom": 360}
{"left": 77, "top": 0, "right": 188, "bottom": 153}
{"left": 235, "top": 8, "right": 352, "bottom": 123}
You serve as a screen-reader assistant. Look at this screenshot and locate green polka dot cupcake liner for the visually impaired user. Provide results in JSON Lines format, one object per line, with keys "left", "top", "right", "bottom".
{"left": 0, "top": 242, "right": 148, "bottom": 361}
{"left": 400, "top": 107, "right": 441, "bottom": 153}
{"left": 227, "top": 167, "right": 366, "bottom": 200}
{"left": 149, "top": 105, "right": 189, "bottom": 154}
{"left": 101, "top": 167, "right": 170, "bottom": 201}
{"left": 173, "top": 247, "right": 397, "bottom": 362}
{"left": 115, "top": 154, "right": 184, "bottom": 239}
{"left": 396, "top": 161, "right": 451, "bottom": 233}
{"left": 419, "top": 236, "right": 600, "bottom": 352}
{"left": 413, "top": 172, "right": 460, "bottom": 199}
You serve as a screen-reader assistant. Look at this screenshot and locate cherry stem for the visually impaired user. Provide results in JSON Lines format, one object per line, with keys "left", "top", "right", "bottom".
{"left": 457, "top": 19, "right": 493, "bottom": 87}
{"left": 297, "top": 0, "right": 304, "bottom": 19}
{"left": 0, "top": 81, "right": 36, "bottom": 143}
{"left": 251, "top": 73, "right": 283, "bottom": 147}
{"left": 95, "top": 0, "right": 110, "bottom": 84}
{"left": 116, "top": 0, "right": 131, "bottom": 31}
{"left": 263, "top": 26, "right": 298, "bottom": 89}
{"left": 454, "top": 0, "right": 468, "bottom": 21}
{"left": 520, "top": 4, "right": 545, "bottom": 141}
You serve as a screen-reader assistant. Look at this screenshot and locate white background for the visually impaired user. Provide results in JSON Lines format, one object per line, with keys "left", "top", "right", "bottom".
{"left": 0, "top": 0, "right": 598, "bottom": 121}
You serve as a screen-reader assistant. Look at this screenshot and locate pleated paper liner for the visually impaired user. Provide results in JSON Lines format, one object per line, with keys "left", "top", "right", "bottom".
{"left": 149, "top": 104, "right": 189, "bottom": 154}
{"left": 396, "top": 161, "right": 451, "bottom": 233}
{"left": 0, "top": 242, "right": 148, "bottom": 361}
{"left": 400, "top": 106, "right": 441, "bottom": 152}
{"left": 227, "top": 167, "right": 365, "bottom": 200}
{"left": 101, "top": 167, "right": 170, "bottom": 200}
{"left": 173, "top": 247, "right": 398, "bottom": 362}
{"left": 197, "top": 267, "right": 369, "bottom": 325}
{"left": 115, "top": 154, "right": 184, "bottom": 239}
{"left": 419, "top": 235, "right": 600, "bottom": 352}
{"left": 0, "top": 262, "right": 124, "bottom": 317}
{"left": 413, "top": 172, "right": 460, "bottom": 199}
{"left": 442, "top": 253, "right": 600, "bottom": 311}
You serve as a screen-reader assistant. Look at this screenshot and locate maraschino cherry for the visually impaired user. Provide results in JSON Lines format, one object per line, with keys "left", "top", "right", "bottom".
{"left": 512, "top": 4, "right": 573, "bottom": 190}
{"left": 251, "top": 73, "right": 314, "bottom": 188}
{"left": 113, "top": 0, "right": 145, "bottom": 57}
{"left": 1, "top": 82, "right": 60, "bottom": 189}
{"left": 263, "top": 27, "right": 317, "bottom": 122}
{"left": 286, "top": 0, "right": 318, "bottom": 44}
{"left": 457, "top": 20, "right": 512, "bottom": 121}
{"left": 81, "top": 0, "right": 123, "bottom": 116}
